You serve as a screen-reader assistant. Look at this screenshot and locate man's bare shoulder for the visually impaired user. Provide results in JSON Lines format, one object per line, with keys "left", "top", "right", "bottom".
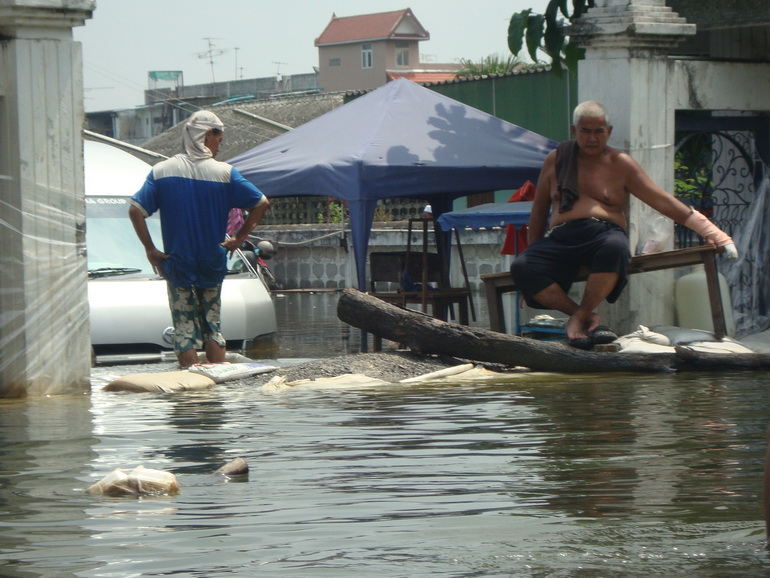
{"left": 542, "top": 148, "right": 557, "bottom": 169}
{"left": 603, "top": 147, "right": 643, "bottom": 173}
{"left": 606, "top": 146, "right": 635, "bottom": 163}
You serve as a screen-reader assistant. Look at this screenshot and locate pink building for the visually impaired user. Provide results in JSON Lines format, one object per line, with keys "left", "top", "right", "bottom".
{"left": 315, "top": 8, "right": 459, "bottom": 93}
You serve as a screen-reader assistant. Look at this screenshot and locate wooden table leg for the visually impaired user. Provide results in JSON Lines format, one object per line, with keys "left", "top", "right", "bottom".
{"left": 487, "top": 286, "right": 505, "bottom": 333}
{"left": 458, "top": 298, "right": 469, "bottom": 326}
{"left": 700, "top": 251, "right": 727, "bottom": 340}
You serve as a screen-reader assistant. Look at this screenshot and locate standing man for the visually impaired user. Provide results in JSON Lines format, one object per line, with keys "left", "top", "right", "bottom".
{"left": 129, "top": 110, "right": 270, "bottom": 367}
{"left": 511, "top": 101, "right": 737, "bottom": 349}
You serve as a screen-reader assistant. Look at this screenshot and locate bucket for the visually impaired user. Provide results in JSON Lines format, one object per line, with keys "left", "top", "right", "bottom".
{"left": 675, "top": 264, "right": 735, "bottom": 337}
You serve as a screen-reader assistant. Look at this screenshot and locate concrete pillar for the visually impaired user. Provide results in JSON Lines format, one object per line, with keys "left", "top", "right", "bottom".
{"left": 0, "top": 0, "right": 94, "bottom": 397}
{"left": 568, "top": 0, "right": 695, "bottom": 335}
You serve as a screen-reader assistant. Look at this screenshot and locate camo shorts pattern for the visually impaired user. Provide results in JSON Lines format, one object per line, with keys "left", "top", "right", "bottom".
{"left": 166, "top": 284, "right": 226, "bottom": 354}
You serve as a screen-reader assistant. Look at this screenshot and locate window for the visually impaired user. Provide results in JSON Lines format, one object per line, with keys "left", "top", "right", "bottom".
{"left": 361, "top": 43, "right": 373, "bottom": 69}
{"left": 396, "top": 42, "right": 409, "bottom": 67}
{"left": 329, "top": 58, "right": 341, "bottom": 67}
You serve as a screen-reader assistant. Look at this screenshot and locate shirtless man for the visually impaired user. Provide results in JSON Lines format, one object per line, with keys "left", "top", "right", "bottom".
{"left": 511, "top": 101, "right": 737, "bottom": 348}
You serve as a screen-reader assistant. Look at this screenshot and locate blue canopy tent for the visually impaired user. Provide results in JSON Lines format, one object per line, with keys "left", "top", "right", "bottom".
{"left": 437, "top": 201, "right": 534, "bottom": 231}
{"left": 229, "top": 77, "right": 556, "bottom": 293}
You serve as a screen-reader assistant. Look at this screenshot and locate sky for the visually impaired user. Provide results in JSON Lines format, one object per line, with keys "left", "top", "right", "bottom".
{"left": 74, "top": 0, "right": 550, "bottom": 112}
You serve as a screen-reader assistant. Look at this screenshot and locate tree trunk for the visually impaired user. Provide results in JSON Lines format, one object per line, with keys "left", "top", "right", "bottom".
{"left": 337, "top": 288, "right": 770, "bottom": 373}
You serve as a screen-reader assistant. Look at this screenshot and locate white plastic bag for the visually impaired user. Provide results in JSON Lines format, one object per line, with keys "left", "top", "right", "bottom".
{"left": 636, "top": 215, "right": 673, "bottom": 254}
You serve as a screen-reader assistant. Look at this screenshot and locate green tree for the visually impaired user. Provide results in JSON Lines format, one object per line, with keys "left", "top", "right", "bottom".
{"left": 508, "top": 0, "right": 593, "bottom": 76}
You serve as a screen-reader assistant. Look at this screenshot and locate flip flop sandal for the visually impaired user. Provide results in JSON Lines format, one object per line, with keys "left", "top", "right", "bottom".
{"left": 568, "top": 336, "right": 593, "bottom": 350}
{"left": 590, "top": 326, "right": 618, "bottom": 345}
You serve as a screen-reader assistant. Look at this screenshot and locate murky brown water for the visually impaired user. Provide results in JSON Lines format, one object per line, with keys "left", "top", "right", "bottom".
{"left": 1, "top": 292, "right": 769, "bottom": 576}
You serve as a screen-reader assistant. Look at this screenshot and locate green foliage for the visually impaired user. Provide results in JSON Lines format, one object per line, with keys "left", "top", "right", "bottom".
{"left": 508, "top": 0, "right": 592, "bottom": 76}
{"left": 317, "top": 200, "right": 346, "bottom": 224}
{"left": 674, "top": 152, "right": 711, "bottom": 204}
{"left": 455, "top": 54, "right": 525, "bottom": 77}
{"left": 373, "top": 205, "right": 392, "bottom": 222}
{"left": 317, "top": 201, "right": 393, "bottom": 224}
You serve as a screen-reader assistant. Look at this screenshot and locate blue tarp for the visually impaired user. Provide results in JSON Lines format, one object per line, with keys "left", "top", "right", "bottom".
{"left": 229, "top": 78, "right": 556, "bottom": 291}
{"left": 437, "top": 201, "right": 533, "bottom": 232}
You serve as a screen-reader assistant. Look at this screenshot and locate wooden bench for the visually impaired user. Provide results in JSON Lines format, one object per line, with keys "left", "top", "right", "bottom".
{"left": 480, "top": 245, "right": 727, "bottom": 339}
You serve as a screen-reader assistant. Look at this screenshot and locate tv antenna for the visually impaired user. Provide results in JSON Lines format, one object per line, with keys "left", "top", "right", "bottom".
{"left": 196, "top": 38, "right": 231, "bottom": 83}
{"left": 273, "top": 61, "right": 288, "bottom": 80}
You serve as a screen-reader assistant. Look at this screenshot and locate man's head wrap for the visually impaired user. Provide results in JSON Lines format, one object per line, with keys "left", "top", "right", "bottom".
{"left": 182, "top": 111, "right": 224, "bottom": 160}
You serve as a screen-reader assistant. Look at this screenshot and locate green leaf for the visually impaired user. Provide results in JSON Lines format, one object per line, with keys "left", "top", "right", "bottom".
{"left": 545, "top": 0, "right": 560, "bottom": 26}
{"left": 544, "top": 23, "right": 564, "bottom": 73}
{"left": 563, "top": 41, "right": 585, "bottom": 74}
{"left": 544, "top": 1, "right": 564, "bottom": 58}
{"left": 507, "top": 10, "right": 531, "bottom": 56}
{"left": 525, "top": 13, "right": 545, "bottom": 62}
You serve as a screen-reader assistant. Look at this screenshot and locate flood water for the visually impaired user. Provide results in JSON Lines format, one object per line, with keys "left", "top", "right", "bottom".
{"left": 2, "top": 291, "right": 770, "bottom": 576}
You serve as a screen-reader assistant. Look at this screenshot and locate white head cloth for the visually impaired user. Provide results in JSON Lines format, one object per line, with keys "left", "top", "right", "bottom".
{"left": 182, "top": 111, "right": 224, "bottom": 160}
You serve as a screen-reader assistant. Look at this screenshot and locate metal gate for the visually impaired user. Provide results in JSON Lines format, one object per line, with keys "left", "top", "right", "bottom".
{"left": 674, "top": 129, "right": 768, "bottom": 336}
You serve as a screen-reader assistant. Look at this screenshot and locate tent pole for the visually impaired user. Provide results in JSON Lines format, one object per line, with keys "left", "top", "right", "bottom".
{"left": 453, "top": 228, "right": 476, "bottom": 322}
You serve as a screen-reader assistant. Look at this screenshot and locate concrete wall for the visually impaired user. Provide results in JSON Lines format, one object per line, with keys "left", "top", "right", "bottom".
{"left": 0, "top": 0, "right": 94, "bottom": 397}
{"left": 258, "top": 223, "right": 540, "bottom": 335}
{"left": 260, "top": 223, "right": 511, "bottom": 292}
{"left": 318, "top": 42, "right": 387, "bottom": 92}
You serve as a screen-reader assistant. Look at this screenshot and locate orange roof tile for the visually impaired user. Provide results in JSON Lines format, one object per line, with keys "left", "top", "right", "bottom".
{"left": 388, "top": 72, "right": 458, "bottom": 83}
{"left": 315, "top": 8, "right": 429, "bottom": 46}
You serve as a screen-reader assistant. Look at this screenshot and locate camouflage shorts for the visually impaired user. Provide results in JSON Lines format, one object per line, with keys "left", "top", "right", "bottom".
{"left": 166, "top": 284, "right": 226, "bottom": 354}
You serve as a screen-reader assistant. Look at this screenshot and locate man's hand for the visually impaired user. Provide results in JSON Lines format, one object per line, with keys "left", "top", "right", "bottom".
{"left": 147, "top": 247, "right": 168, "bottom": 277}
{"left": 721, "top": 243, "right": 738, "bottom": 260}
{"left": 221, "top": 237, "right": 243, "bottom": 257}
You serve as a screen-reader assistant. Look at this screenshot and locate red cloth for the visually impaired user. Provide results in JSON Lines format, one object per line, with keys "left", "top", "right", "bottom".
{"left": 500, "top": 180, "right": 536, "bottom": 255}
{"left": 226, "top": 208, "right": 245, "bottom": 237}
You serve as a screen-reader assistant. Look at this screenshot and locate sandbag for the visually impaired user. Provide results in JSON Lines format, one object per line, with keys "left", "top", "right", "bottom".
{"left": 261, "top": 373, "right": 391, "bottom": 392}
{"left": 86, "top": 466, "right": 180, "bottom": 496}
{"left": 104, "top": 371, "right": 216, "bottom": 393}
{"left": 651, "top": 325, "right": 718, "bottom": 345}
{"left": 213, "top": 457, "right": 249, "bottom": 476}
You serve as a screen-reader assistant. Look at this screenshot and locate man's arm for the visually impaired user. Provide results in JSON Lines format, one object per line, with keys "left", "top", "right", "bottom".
{"left": 527, "top": 151, "right": 556, "bottom": 244}
{"left": 622, "top": 154, "right": 692, "bottom": 222}
{"left": 128, "top": 204, "right": 167, "bottom": 275}
{"left": 622, "top": 154, "right": 737, "bottom": 257}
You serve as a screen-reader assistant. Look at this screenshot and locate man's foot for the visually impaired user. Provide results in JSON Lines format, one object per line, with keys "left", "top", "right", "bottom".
{"left": 565, "top": 312, "right": 601, "bottom": 341}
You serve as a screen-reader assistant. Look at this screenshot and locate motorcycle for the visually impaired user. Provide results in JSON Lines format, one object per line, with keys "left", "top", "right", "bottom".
{"left": 242, "top": 238, "right": 282, "bottom": 291}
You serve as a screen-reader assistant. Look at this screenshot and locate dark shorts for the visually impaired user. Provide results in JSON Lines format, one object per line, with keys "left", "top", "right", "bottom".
{"left": 510, "top": 218, "right": 630, "bottom": 309}
{"left": 166, "top": 284, "right": 226, "bottom": 354}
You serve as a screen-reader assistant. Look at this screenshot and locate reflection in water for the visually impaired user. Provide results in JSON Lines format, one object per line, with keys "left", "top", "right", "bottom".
{"left": 272, "top": 289, "right": 492, "bottom": 357}
{"left": 0, "top": 293, "right": 769, "bottom": 576}
{"left": 273, "top": 291, "right": 360, "bottom": 357}
{"left": 0, "top": 395, "right": 96, "bottom": 576}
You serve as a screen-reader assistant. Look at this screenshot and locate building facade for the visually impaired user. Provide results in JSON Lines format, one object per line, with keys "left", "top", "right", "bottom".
{"left": 315, "top": 9, "right": 459, "bottom": 92}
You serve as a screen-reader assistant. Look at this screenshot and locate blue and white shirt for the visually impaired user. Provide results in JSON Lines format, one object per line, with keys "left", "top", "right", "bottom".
{"left": 131, "top": 154, "right": 267, "bottom": 288}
